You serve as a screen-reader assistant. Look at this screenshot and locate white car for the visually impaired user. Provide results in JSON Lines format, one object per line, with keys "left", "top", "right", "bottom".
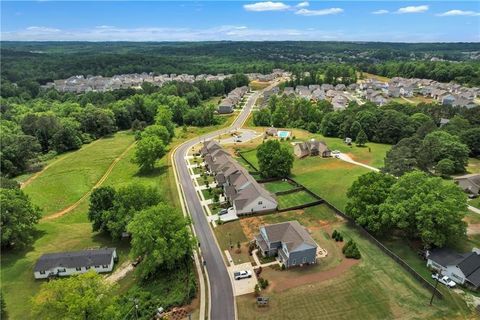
{"left": 331, "top": 150, "right": 341, "bottom": 155}
{"left": 431, "top": 273, "right": 456, "bottom": 288}
{"left": 234, "top": 270, "right": 252, "bottom": 280}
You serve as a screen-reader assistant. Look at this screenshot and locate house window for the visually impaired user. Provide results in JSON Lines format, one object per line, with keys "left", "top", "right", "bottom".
{"left": 76, "top": 267, "right": 82, "bottom": 271}
{"left": 292, "top": 259, "right": 296, "bottom": 265}
{"left": 303, "top": 257, "right": 307, "bottom": 264}
{"left": 40, "top": 271, "right": 45, "bottom": 275}
{"left": 58, "top": 268, "right": 66, "bottom": 273}
{"left": 94, "top": 265, "right": 100, "bottom": 268}
{"left": 258, "top": 201, "right": 263, "bottom": 205}
{"left": 86, "top": 266, "right": 91, "bottom": 270}
{"left": 103, "top": 265, "right": 109, "bottom": 268}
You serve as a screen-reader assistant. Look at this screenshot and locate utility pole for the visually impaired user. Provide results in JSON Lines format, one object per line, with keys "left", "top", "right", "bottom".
{"left": 429, "top": 278, "right": 439, "bottom": 306}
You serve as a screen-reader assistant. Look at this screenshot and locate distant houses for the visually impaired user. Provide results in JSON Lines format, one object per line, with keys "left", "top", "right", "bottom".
{"left": 201, "top": 141, "right": 277, "bottom": 215}
{"left": 294, "top": 139, "right": 331, "bottom": 159}
{"left": 217, "top": 86, "right": 248, "bottom": 114}
{"left": 34, "top": 248, "right": 117, "bottom": 279}
{"left": 255, "top": 220, "right": 318, "bottom": 268}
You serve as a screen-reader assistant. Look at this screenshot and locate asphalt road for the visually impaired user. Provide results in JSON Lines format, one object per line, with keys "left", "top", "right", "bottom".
{"left": 173, "top": 82, "right": 279, "bottom": 320}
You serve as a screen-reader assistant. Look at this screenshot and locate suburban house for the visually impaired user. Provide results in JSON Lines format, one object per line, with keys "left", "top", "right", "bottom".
{"left": 294, "top": 139, "right": 331, "bottom": 158}
{"left": 255, "top": 220, "right": 318, "bottom": 268}
{"left": 217, "top": 86, "right": 248, "bottom": 114}
{"left": 454, "top": 174, "right": 480, "bottom": 195}
{"left": 427, "top": 248, "right": 480, "bottom": 290}
{"left": 34, "top": 248, "right": 117, "bottom": 279}
{"left": 202, "top": 141, "right": 278, "bottom": 215}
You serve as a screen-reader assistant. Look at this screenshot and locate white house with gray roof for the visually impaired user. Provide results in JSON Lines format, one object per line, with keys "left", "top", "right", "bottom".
{"left": 256, "top": 221, "right": 318, "bottom": 268}
{"left": 34, "top": 248, "right": 117, "bottom": 279}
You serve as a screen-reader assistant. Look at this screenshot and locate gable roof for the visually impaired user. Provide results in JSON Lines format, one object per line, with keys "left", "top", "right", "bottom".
{"left": 262, "top": 221, "right": 317, "bottom": 253}
{"left": 428, "top": 248, "right": 480, "bottom": 287}
{"left": 34, "top": 248, "right": 116, "bottom": 272}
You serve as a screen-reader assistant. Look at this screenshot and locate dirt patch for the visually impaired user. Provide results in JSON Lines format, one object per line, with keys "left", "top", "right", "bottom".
{"left": 467, "top": 224, "right": 480, "bottom": 235}
{"left": 240, "top": 216, "right": 265, "bottom": 240}
{"left": 265, "top": 258, "right": 360, "bottom": 293}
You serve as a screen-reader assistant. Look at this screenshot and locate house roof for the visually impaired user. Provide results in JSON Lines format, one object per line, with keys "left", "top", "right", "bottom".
{"left": 34, "top": 248, "right": 116, "bottom": 272}
{"left": 453, "top": 174, "right": 480, "bottom": 193}
{"left": 428, "top": 248, "right": 480, "bottom": 287}
{"left": 261, "top": 221, "right": 317, "bottom": 253}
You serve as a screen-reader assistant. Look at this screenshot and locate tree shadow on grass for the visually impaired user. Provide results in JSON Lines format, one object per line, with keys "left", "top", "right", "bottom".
{"left": 134, "top": 165, "right": 169, "bottom": 178}
{"left": 1, "top": 228, "right": 47, "bottom": 267}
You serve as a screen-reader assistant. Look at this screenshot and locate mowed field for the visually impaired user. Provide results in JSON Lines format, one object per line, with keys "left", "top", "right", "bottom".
{"left": 23, "top": 131, "right": 135, "bottom": 216}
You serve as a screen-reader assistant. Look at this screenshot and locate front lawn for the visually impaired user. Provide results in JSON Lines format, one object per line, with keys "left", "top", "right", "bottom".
{"left": 276, "top": 190, "right": 318, "bottom": 209}
{"left": 214, "top": 221, "right": 251, "bottom": 265}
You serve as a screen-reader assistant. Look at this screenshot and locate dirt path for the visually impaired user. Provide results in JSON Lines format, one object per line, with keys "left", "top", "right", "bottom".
{"left": 41, "top": 141, "right": 136, "bottom": 222}
{"left": 20, "top": 139, "right": 102, "bottom": 189}
{"left": 105, "top": 261, "right": 134, "bottom": 283}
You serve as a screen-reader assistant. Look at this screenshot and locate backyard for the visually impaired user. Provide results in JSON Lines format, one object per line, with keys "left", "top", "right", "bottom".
{"left": 276, "top": 190, "right": 318, "bottom": 209}
{"left": 235, "top": 206, "right": 472, "bottom": 319}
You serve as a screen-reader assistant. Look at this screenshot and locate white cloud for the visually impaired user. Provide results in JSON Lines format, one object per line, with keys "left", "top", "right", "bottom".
{"left": 437, "top": 10, "right": 480, "bottom": 17}
{"left": 25, "top": 26, "right": 61, "bottom": 33}
{"left": 243, "top": 2, "right": 290, "bottom": 12}
{"left": 296, "top": 2, "right": 309, "bottom": 8}
{"left": 295, "top": 8, "right": 343, "bottom": 16}
{"left": 372, "top": 10, "right": 389, "bottom": 15}
{"left": 396, "top": 5, "right": 429, "bottom": 14}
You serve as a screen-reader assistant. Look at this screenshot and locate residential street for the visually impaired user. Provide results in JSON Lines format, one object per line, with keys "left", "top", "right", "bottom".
{"left": 172, "top": 81, "right": 280, "bottom": 320}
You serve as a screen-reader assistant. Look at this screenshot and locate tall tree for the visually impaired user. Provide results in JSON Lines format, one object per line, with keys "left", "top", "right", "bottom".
{"left": 133, "top": 135, "right": 166, "bottom": 172}
{"left": 379, "top": 170, "right": 467, "bottom": 248}
{"left": 0, "top": 188, "right": 42, "bottom": 248}
{"left": 127, "top": 203, "right": 194, "bottom": 279}
{"left": 355, "top": 129, "right": 368, "bottom": 147}
{"left": 32, "top": 271, "right": 119, "bottom": 320}
{"left": 346, "top": 172, "right": 396, "bottom": 235}
{"left": 257, "top": 140, "right": 294, "bottom": 178}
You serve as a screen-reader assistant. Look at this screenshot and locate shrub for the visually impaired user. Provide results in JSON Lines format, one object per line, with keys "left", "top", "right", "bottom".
{"left": 255, "top": 266, "right": 262, "bottom": 276}
{"left": 254, "top": 284, "right": 260, "bottom": 297}
{"left": 332, "top": 230, "right": 343, "bottom": 242}
{"left": 342, "top": 240, "right": 361, "bottom": 259}
{"left": 332, "top": 230, "right": 338, "bottom": 239}
{"left": 258, "top": 277, "right": 269, "bottom": 290}
{"left": 281, "top": 264, "right": 286, "bottom": 271}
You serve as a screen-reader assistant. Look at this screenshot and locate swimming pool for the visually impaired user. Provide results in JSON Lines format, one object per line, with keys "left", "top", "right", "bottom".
{"left": 277, "top": 130, "right": 291, "bottom": 138}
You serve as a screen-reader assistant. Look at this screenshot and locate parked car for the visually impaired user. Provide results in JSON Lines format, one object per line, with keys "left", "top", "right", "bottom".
{"left": 234, "top": 270, "right": 252, "bottom": 280}
{"left": 331, "top": 150, "right": 340, "bottom": 155}
{"left": 218, "top": 208, "right": 228, "bottom": 216}
{"left": 432, "top": 273, "right": 456, "bottom": 288}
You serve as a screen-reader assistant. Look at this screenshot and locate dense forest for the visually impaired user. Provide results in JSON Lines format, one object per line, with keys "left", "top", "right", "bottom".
{"left": 1, "top": 42, "right": 480, "bottom": 98}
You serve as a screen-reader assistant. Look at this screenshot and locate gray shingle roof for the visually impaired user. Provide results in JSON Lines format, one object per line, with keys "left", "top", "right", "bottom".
{"left": 34, "top": 248, "right": 116, "bottom": 272}
{"left": 262, "top": 221, "right": 317, "bottom": 253}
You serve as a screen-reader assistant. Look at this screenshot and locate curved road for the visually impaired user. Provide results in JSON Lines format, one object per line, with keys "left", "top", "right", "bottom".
{"left": 173, "top": 81, "right": 279, "bottom": 320}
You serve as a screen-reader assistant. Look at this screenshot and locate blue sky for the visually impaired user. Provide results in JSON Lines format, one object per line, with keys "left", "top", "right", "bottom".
{"left": 1, "top": 1, "right": 479, "bottom": 42}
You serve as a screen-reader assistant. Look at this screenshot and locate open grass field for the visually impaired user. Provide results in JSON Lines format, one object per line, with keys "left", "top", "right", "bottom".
{"left": 3, "top": 116, "right": 239, "bottom": 319}
{"left": 249, "top": 80, "right": 271, "bottom": 91}
{"left": 276, "top": 190, "right": 318, "bottom": 209}
{"left": 22, "top": 131, "right": 135, "bottom": 217}
{"left": 239, "top": 149, "right": 260, "bottom": 170}
{"left": 466, "top": 157, "right": 480, "bottom": 174}
{"left": 262, "top": 180, "right": 297, "bottom": 193}
{"left": 236, "top": 205, "right": 472, "bottom": 319}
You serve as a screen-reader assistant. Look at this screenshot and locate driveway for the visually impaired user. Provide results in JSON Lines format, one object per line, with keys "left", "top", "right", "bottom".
{"left": 228, "top": 262, "right": 257, "bottom": 296}
{"left": 218, "top": 129, "right": 260, "bottom": 145}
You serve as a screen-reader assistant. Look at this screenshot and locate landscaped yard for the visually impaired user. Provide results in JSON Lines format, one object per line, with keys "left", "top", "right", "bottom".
{"left": 214, "top": 221, "right": 251, "bottom": 265}
{"left": 276, "top": 190, "right": 318, "bottom": 209}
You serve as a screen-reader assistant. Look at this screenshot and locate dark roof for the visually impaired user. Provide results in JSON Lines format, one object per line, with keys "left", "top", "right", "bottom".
{"left": 261, "top": 221, "right": 317, "bottom": 253}
{"left": 34, "top": 248, "right": 116, "bottom": 272}
{"left": 429, "top": 248, "right": 480, "bottom": 287}
{"left": 427, "top": 248, "right": 465, "bottom": 267}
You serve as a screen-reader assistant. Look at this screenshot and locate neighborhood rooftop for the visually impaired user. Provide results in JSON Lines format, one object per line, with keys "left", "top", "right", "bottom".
{"left": 34, "top": 248, "right": 116, "bottom": 272}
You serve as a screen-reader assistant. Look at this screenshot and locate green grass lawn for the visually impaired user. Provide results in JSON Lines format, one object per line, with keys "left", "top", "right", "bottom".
{"left": 239, "top": 149, "right": 260, "bottom": 170}
{"left": 469, "top": 197, "right": 480, "bottom": 210}
{"left": 276, "top": 190, "right": 318, "bottom": 209}
{"left": 466, "top": 157, "right": 480, "bottom": 174}
{"left": 3, "top": 120, "right": 238, "bottom": 319}
{"left": 293, "top": 158, "right": 370, "bottom": 211}
{"left": 214, "top": 221, "right": 251, "bottom": 264}
{"left": 262, "top": 180, "right": 296, "bottom": 193}
{"left": 22, "top": 131, "right": 135, "bottom": 216}
{"left": 237, "top": 205, "right": 471, "bottom": 319}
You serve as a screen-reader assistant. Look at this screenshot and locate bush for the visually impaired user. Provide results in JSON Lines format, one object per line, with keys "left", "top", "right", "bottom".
{"left": 254, "top": 284, "right": 260, "bottom": 297}
{"left": 255, "top": 266, "right": 262, "bottom": 276}
{"left": 342, "top": 240, "right": 361, "bottom": 259}
{"left": 332, "top": 230, "right": 343, "bottom": 242}
{"left": 258, "top": 277, "right": 269, "bottom": 290}
{"left": 281, "top": 264, "right": 286, "bottom": 271}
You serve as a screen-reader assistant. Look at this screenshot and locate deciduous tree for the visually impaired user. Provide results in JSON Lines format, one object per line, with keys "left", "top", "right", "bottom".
{"left": 257, "top": 140, "right": 294, "bottom": 178}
